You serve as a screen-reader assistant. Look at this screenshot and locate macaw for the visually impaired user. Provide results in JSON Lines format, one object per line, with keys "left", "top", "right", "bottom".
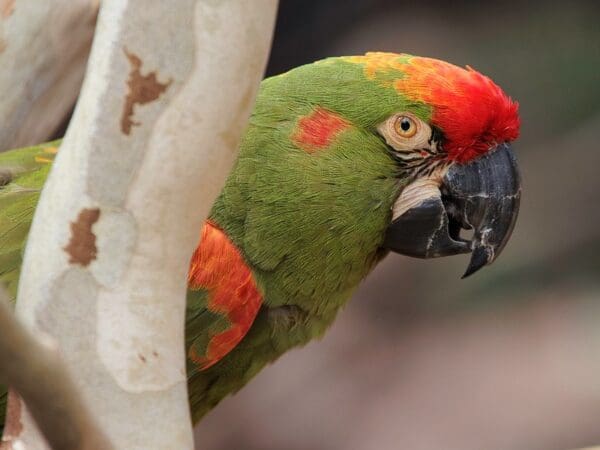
{"left": 0, "top": 52, "right": 521, "bottom": 424}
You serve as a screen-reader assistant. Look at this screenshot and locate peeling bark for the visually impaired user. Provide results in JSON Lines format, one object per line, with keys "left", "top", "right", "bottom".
{"left": 64, "top": 208, "right": 101, "bottom": 266}
{"left": 121, "top": 49, "right": 172, "bottom": 135}
{"left": 1, "top": 391, "right": 23, "bottom": 448}
{"left": 0, "top": 0, "right": 15, "bottom": 19}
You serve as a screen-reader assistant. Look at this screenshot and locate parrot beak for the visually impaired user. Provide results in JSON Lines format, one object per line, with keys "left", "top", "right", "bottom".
{"left": 383, "top": 143, "right": 521, "bottom": 278}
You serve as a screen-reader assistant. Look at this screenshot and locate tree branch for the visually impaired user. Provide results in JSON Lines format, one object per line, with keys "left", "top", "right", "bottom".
{"left": 0, "top": 288, "right": 111, "bottom": 450}
{"left": 0, "top": 0, "right": 98, "bottom": 151}
{"left": 9, "top": 0, "right": 278, "bottom": 448}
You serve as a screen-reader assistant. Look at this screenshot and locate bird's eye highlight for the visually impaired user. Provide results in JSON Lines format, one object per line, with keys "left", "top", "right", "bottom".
{"left": 394, "top": 115, "right": 418, "bottom": 138}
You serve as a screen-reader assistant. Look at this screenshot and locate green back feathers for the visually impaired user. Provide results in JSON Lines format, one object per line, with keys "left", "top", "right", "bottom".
{"left": 0, "top": 141, "right": 59, "bottom": 300}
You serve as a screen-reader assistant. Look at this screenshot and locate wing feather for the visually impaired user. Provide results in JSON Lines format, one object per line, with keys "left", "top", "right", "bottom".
{"left": 186, "top": 221, "right": 263, "bottom": 371}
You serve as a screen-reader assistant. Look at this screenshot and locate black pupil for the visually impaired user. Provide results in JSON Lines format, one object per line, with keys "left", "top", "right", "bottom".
{"left": 400, "top": 118, "right": 411, "bottom": 131}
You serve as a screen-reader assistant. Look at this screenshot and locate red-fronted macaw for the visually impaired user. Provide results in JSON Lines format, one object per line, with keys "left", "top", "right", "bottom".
{"left": 0, "top": 52, "right": 521, "bottom": 423}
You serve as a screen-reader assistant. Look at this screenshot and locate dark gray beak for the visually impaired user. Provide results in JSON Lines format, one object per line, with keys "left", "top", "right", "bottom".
{"left": 383, "top": 144, "right": 521, "bottom": 278}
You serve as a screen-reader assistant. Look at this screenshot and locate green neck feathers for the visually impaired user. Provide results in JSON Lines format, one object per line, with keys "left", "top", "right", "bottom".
{"left": 210, "top": 59, "right": 411, "bottom": 316}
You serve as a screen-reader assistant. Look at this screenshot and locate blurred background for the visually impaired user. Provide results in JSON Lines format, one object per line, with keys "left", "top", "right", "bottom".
{"left": 3, "top": 1, "right": 599, "bottom": 449}
{"left": 195, "top": 1, "right": 600, "bottom": 449}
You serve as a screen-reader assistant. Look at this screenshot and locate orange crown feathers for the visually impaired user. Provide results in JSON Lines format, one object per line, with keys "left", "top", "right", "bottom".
{"left": 394, "top": 55, "right": 520, "bottom": 162}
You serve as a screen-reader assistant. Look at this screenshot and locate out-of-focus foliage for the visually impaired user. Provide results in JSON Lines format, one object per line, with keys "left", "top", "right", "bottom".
{"left": 195, "top": 1, "right": 600, "bottom": 449}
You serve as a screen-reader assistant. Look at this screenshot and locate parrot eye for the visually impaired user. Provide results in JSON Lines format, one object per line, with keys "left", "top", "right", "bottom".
{"left": 394, "top": 115, "right": 418, "bottom": 138}
{"left": 378, "top": 112, "right": 432, "bottom": 154}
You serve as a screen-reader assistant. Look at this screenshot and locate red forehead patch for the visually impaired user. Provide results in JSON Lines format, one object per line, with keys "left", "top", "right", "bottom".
{"left": 293, "top": 107, "right": 350, "bottom": 153}
{"left": 395, "top": 56, "right": 520, "bottom": 162}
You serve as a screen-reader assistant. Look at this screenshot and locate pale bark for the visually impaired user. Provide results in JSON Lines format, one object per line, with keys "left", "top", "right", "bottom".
{"left": 0, "top": 0, "right": 99, "bottom": 151}
{"left": 6, "top": 0, "right": 277, "bottom": 448}
{"left": 0, "top": 288, "right": 110, "bottom": 450}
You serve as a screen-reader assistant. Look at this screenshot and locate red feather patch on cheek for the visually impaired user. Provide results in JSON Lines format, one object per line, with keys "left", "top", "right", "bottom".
{"left": 188, "top": 221, "right": 263, "bottom": 370}
{"left": 292, "top": 107, "right": 350, "bottom": 153}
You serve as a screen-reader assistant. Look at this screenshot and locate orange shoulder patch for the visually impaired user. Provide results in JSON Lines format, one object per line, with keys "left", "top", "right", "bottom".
{"left": 187, "top": 221, "right": 263, "bottom": 370}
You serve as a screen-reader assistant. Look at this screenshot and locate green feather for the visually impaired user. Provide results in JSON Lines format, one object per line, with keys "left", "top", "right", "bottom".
{"left": 187, "top": 57, "right": 417, "bottom": 419}
{"left": 0, "top": 142, "right": 58, "bottom": 299}
{"left": 0, "top": 55, "right": 431, "bottom": 424}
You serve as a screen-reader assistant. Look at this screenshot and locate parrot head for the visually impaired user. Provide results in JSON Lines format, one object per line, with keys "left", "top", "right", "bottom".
{"left": 219, "top": 52, "right": 521, "bottom": 294}
{"left": 336, "top": 52, "right": 522, "bottom": 277}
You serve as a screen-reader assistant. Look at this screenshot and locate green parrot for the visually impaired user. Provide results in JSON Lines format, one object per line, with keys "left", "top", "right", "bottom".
{"left": 0, "top": 52, "right": 521, "bottom": 424}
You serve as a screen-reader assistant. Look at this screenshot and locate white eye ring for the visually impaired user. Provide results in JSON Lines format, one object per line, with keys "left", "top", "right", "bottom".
{"left": 378, "top": 112, "right": 432, "bottom": 152}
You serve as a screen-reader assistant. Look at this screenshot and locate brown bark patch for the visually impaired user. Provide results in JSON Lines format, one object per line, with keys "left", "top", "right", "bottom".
{"left": 64, "top": 208, "right": 101, "bottom": 266}
{"left": 0, "top": 0, "right": 14, "bottom": 19}
{"left": 121, "top": 48, "right": 172, "bottom": 135}
{"left": 0, "top": 390, "right": 23, "bottom": 448}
